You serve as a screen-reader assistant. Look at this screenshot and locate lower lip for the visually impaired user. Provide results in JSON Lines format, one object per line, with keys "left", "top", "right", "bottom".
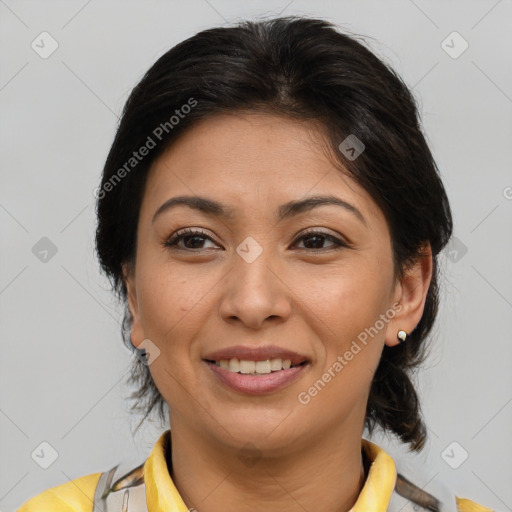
{"left": 204, "top": 361, "right": 309, "bottom": 395}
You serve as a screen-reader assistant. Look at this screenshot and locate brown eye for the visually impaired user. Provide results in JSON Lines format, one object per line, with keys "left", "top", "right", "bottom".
{"left": 164, "top": 229, "right": 219, "bottom": 250}
{"left": 163, "top": 228, "right": 348, "bottom": 252}
{"left": 293, "top": 230, "right": 348, "bottom": 251}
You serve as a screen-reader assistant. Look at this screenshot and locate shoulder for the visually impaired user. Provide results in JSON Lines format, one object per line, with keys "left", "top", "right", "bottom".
{"left": 17, "top": 472, "right": 102, "bottom": 512}
{"left": 362, "top": 440, "right": 494, "bottom": 512}
{"left": 393, "top": 473, "right": 495, "bottom": 512}
{"left": 456, "top": 496, "right": 495, "bottom": 512}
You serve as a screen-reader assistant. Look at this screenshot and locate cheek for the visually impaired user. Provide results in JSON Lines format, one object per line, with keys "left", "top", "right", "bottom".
{"left": 297, "top": 258, "right": 392, "bottom": 394}
{"left": 136, "top": 260, "right": 214, "bottom": 340}
{"left": 135, "top": 264, "right": 211, "bottom": 406}
{"left": 300, "top": 259, "right": 392, "bottom": 339}
{"left": 295, "top": 273, "right": 389, "bottom": 425}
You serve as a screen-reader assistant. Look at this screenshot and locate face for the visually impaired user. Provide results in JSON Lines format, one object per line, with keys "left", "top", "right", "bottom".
{"left": 123, "top": 112, "right": 430, "bottom": 455}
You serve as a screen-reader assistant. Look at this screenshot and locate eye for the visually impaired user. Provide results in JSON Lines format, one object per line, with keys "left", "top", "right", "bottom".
{"left": 163, "top": 228, "right": 349, "bottom": 252}
{"left": 292, "top": 229, "right": 348, "bottom": 251}
{"left": 163, "top": 228, "right": 219, "bottom": 251}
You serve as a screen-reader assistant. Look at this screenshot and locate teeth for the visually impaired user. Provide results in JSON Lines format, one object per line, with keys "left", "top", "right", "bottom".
{"left": 269, "top": 358, "right": 282, "bottom": 371}
{"left": 228, "top": 358, "right": 240, "bottom": 372}
{"left": 255, "top": 360, "right": 271, "bottom": 374}
{"left": 239, "top": 360, "right": 255, "bottom": 374}
{"left": 214, "top": 357, "right": 296, "bottom": 374}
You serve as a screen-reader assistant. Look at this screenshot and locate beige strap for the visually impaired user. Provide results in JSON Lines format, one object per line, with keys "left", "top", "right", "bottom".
{"left": 93, "top": 462, "right": 147, "bottom": 512}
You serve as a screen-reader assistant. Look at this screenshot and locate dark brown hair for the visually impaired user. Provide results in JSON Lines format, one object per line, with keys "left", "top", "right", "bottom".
{"left": 95, "top": 16, "right": 452, "bottom": 451}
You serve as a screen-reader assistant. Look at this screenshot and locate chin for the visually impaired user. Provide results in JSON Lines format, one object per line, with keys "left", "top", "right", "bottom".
{"left": 203, "top": 409, "right": 303, "bottom": 453}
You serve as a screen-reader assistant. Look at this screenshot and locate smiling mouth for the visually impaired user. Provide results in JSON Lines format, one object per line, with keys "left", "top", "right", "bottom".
{"left": 204, "top": 358, "right": 309, "bottom": 375}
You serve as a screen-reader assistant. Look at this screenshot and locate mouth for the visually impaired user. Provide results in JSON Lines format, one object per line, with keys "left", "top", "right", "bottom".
{"left": 202, "top": 345, "right": 310, "bottom": 395}
{"left": 202, "top": 345, "right": 312, "bottom": 395}
{"left": 204, "top": 357, "right": 308, "bottom": 375}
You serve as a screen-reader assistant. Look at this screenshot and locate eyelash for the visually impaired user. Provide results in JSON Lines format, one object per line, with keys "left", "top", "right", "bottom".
{"left": 163, "top": 228, "right": 349, "bottom": 252}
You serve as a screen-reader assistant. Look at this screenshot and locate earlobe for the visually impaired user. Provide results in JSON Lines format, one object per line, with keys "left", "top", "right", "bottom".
{"left": 385, "top": 243, "right": 433, "bottom": 348}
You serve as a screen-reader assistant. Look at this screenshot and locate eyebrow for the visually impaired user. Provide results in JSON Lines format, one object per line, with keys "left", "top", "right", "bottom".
{"left": 152, "top": 194, "right": 366, "bottom": 226}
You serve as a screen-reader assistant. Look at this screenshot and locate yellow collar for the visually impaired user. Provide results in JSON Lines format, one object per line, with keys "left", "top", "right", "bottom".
{"left": 143, "top": 431, "right": 397, "bottom": 512}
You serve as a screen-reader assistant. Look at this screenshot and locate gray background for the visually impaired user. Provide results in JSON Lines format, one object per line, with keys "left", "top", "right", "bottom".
{"left": 1, "top": 1, "right": 511, "bottom": 510}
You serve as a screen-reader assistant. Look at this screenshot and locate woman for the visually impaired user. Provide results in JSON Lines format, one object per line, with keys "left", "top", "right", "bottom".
{"left": 18, "top": 16, "right": 492, "bottom": 512}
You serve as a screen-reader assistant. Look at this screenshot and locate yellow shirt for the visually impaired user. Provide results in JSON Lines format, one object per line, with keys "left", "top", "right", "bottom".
{"left": 18, "top": 430, "right": 493, "bottom": 512}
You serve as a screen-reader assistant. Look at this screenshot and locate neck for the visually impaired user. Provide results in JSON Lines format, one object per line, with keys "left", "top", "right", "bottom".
{"left": 168, "top": 422, "right": 367, "bottom": 512}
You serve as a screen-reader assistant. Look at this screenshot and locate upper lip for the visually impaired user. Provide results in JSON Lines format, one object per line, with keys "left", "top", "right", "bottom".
{"left": 203, "top": 345, "right": 309, "bottom": 366}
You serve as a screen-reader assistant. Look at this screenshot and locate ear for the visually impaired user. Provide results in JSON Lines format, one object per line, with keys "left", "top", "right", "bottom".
{"left": 385, "top": 243, "right": 433, "bottom": 347}
{"left": 122, "top": 262, "right": 145, "bottom": 350}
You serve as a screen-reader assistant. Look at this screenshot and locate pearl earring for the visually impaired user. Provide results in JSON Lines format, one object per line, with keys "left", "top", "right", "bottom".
{"left": 397, "top": 330, "right": 408, "bottom": 343}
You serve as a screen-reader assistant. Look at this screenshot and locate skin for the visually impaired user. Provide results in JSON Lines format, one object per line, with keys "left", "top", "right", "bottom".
{"left": 123, "top": 112, "right": 432, "bottom": 512}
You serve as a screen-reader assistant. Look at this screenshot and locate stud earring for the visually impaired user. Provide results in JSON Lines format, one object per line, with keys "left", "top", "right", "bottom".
{"left": 397, "top": 330, "right": 408, "bottom": 343}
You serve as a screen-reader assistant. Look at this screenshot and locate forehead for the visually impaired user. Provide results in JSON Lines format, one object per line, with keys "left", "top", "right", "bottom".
{"left": 141, "top": 112, "right": 381, "bottom": 224}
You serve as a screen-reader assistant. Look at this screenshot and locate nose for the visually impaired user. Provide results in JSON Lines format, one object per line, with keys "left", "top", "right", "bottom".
{"left": 218, "top": 249, "right": 292, "bottom": 330}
